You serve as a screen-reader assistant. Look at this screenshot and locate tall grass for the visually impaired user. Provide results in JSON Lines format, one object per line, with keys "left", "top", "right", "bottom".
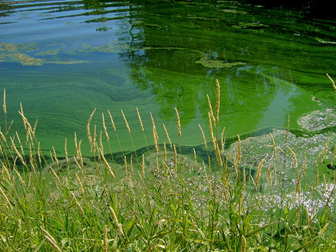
{"left": 0, "top": 78, "right": 336, "bottom": 251}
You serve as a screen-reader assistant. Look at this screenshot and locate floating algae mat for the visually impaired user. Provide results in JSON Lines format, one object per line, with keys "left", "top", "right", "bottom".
{"left": 1, "top": 0, "right": 336, "bottom": 158}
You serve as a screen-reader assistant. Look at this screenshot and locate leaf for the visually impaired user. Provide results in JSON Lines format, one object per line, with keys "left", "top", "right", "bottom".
{"left": 245, "top": 222, "right": 278, "bottom": 238}
{"left": 125, "top": 218, "right": 137, "bottom": 238}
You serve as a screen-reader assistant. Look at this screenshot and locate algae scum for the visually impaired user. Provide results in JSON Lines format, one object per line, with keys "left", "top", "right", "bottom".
{"left": 1, "top": 0, "right": 336, "bottom": 175}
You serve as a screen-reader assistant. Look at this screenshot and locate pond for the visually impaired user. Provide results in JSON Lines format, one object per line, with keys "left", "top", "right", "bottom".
{"left": 1, "top": 0, "right": 336, "bottom": 156}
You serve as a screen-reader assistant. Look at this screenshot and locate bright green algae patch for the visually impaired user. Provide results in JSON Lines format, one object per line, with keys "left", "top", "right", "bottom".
{"left": 195, "top": 56, "right": 246, "bottom": 68}
{"left": 1, "top": 0, "right": 336, "bottom": 157}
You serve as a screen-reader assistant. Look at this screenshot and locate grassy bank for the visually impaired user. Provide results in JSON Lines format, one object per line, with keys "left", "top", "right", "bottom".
{"left": 0, "top": 79, "right": 336, "bottom": 251}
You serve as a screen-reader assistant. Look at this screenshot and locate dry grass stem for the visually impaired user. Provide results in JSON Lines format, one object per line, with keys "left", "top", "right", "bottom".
{"left": 109, "top": 206, "right": 123, "bottom": 235}
{"left": 92, "top": 124, "right": 97, "bottom": 154}
{"left": 141, "top": 154, "right": 145, "bottom": 178}
{"left": 136, "top": 107, "right": 144, "bottom": 132}
{"left": 163, "top": 124, "right": 172, "bottom": 149}
{"left": 75, "top": 173, "right": 85, "bottom": 195}
{"left": 107, "top": 110, "right": 117, "bottom": 132}
{"left": 52, "top": 146, "right": 59, "bottom": 166}
{"left": 215, "top": 79, "right": 220, "bottom": 123}
{"left": 269, "top": 133, "right": 277, "bottom": 160}
{"left": 150, "top": 112, "right": 159, "bottom": 153}
{"left": 28, "top": 145, "right": 36, "bottom": 172}
{"left": 198, "top": 124, "right": 208, "bottom": 149}
{"left": 73, "top": 156, "right": 83, "bottom": 171}
{"left": 15, "top": 131, "right": 25, "bottom": 156}
{"left": 64, "top": 138, "right": 69, "bottom": 163}
{"left": 220, "top": 127, "right": 225, "bottom": 155}
{"left": 0, "top": 130, "right": 6, "bottom": 143}
{"left": 99, "top": 131, "right": 104, "bottom": 153}
{"left": 71, "top": 192, "right": 84, "bottom": 215}
{"left": 255, "top": 159, "right": 265, "bottom": 190}
{"left": 215, "top": 141, "right": 223, "bottom": 166}
{"left": 100, "top": 149, "right": 115, "bottom": 178}
{"left": 74, "top": 132, "right": 79, "bottom": 159}
{"left": 241, "top": 236, "right": 246, "bottom": 252}
{"left": 104, "top": 225, "right": 108, "bottom": 252}
{"left": 321, "top": 138, "right": 330, "bottom": 163}
{"left": 49, "top": 167, "right": 61, "bottom": 183}
{"left": 121, "top": 110, "right": 131, "bottom": 133}
{"left": 236, "top": 135, "right": 241, "bottom": 165}
{"left": 14, "top": 167, "right": 25, "bottom": 186}
{"left": 296, "top": 165, "right": 305, "bottom": 194}
{"left": 163, "top": 141, "right": 167, "bottom": 161}
{"left": 3, "top": 89, "right": 6, "bottom": 114}
{"left": 41, "top": 227, "right": 63, "bottom": 252}
{"left": 206, "top": 95, "right": 215, "bottom": 125}
{"left": 102, "top": 113, "right": 110, "bottom": 141}
{"left": 10, "top": 136, "right": 27, "bottom": 167}
{"left": 286, "top": 114, "right": 290, "bottom": 144}
{"left": 208, "top": 112, "right": 216, "bottom": 148}
{"left": 37, "top": 141, "right": 42, "bottom": 166}
{"left": 319, "top": 222, "right": 329, "bottom": 235}
{"left": 267, "top": 167, "right": 273, "bottom": 187}
{"left": 326, "top": 73, "right": 336, "bottom": 91}
{"left": 1, "top": 162, "right": 11, "bottom": 181}
{"left": 193, "top": 148, "right": 198, "bottom": 170}
{"left": 287, "top": 146, "right": 297, "bottom": 168}
{"left": 242, "top": 167, "right": 246, "bottom": 190}
{"left": 173, "top": 144, "right": 177, "bottom": 170}
{"left": 175, "top": 107, "right": 181, "bottom": 138}
{"left": 32, "top": 119, "right": 38, "bottom": 136}
{"left": 0, "top": 186, "right": 13, "bottom": 210}
{"left": 19, "top": 103, "right": 26, "bottom": 129}
{"left": 87, "top": 108, "right": 96, "bottom": 146}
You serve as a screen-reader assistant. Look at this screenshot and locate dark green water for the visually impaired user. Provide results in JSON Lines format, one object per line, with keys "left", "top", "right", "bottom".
{"left": 1, "top": 0, "right": 336, "bottom": 155}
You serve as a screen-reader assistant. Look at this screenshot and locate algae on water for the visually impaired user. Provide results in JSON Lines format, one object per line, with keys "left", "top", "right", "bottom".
{"left": 195, "top": 56, "right": 246, "bottom": 68}
{"left": 297, "top": 109, "right": 336, "bottom": 132}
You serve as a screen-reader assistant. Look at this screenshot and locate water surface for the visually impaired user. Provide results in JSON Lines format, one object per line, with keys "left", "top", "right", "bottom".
{"left": 1, "top": 0, "right": 336, "bottom": 155}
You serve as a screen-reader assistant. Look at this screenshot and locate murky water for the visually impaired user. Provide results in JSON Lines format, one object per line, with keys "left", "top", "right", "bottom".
{"left": 1, "top": 0, "right": 336, "bottom": 156}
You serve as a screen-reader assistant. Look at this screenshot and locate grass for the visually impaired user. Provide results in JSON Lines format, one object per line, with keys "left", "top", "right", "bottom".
{"left": 0, "top": 78, "right": 336, "bottom": 251}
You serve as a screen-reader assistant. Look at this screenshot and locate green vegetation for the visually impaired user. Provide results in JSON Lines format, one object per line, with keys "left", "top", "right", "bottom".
{"left": 0, "top": 79, "right": 336, "bottom": 251}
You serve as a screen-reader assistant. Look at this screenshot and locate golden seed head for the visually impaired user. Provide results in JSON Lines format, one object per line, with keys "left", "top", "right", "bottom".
{"left": 107, "top": 110, "right": 117, "bottom": 132}
{"left": 175, "top": 107, "right": 181, "bottom": 137}
{"left": 136, "top": 107, "right": 144, "bottom": 132}
{"left": 215, "top": 79, "right": 220, "bottom": 123}
{"left": 121, "top": 110, "right": 131, "bottom": 133}
{"left": 198, "top": 124, "right": 207, "bottom": 149}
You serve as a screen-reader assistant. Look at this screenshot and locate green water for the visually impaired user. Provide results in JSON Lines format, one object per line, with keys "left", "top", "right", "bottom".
{"left": 1, "top": 0, "right": 336, "bottom": 156}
